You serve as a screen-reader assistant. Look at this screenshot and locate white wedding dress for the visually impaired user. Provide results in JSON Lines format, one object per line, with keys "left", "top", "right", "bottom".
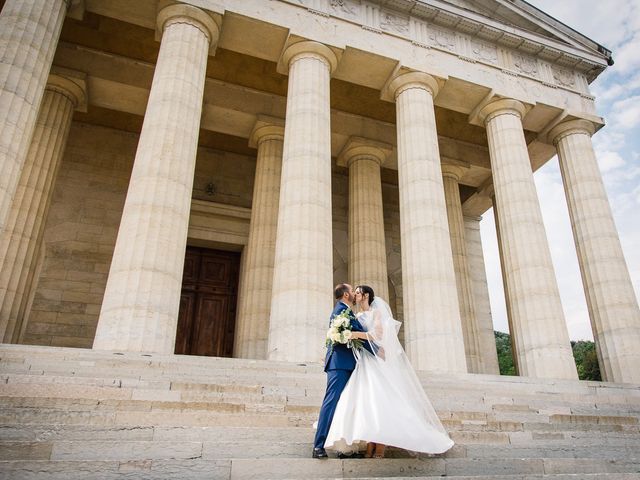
{"left": 324, "top": 298, "right": 454, "bottom": 454}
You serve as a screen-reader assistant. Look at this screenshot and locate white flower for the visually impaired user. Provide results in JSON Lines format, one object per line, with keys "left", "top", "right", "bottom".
{"left": 341, "top": 330, "right": 352, "bottom": 342}
{"left": 330, "top": 331, "right": 342, "bottom": 343}
{"left": 333, "top": 316, "right": 346, "bottom": 328}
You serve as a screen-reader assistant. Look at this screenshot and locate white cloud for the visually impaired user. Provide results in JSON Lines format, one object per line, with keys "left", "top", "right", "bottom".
{"left": 609, "top": 95, "right": 640, "bottom": 129}
{"left": 596, "top": 150, "right": 626, "bottom": 172}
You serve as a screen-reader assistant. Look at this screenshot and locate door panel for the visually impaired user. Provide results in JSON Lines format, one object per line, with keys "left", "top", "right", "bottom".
{"left": 175, "top": 292, "right": 196, "bottom": 355}
{"left": 175, "top": 247, "right": 240, "bottom": 357}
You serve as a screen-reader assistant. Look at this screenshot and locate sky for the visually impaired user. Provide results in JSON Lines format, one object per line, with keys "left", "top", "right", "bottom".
{"left": 479, "top": 0, "right": 640, "bottom": 341}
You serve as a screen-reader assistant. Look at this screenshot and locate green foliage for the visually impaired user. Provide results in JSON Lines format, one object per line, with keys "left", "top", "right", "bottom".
{"left": 571, "top": 340, "right": 602, "bottom": 381}
{"left": 494, "top": 332, "right": 601, "bottom": 381}
{"left": 494, "top": 330, "right": 516, "bottom": 376}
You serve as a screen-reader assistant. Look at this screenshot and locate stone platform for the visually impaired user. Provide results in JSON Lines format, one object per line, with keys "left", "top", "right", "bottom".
{"left": 0, "top": 344, "right": 639, "bottom": 479}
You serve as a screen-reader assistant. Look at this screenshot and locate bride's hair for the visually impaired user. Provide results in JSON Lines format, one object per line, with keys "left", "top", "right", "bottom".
{"left": 356, "top": 285, "right": 375, "bottom": 306}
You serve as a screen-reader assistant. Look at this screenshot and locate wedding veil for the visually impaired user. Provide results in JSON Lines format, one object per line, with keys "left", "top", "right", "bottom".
{"left": 363, "top": 297, "right": 449, "bottom": 437}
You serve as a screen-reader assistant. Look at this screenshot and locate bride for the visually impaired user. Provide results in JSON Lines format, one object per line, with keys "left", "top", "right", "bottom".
{"left": 324, "top": 285, "right": 454, "bottom": 458}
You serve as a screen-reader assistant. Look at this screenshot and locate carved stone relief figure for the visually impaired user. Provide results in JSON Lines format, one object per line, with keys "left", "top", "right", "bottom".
{"left": 513, "top": 53, "right": 539, "bottom": 78}
{"left": 380, "top": 10, "right": 410, "bottom": 34}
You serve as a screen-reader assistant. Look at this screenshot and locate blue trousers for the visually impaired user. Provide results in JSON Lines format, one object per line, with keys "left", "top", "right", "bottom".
{"left": 314, "top": 369, "right": 352, "bottom": 449}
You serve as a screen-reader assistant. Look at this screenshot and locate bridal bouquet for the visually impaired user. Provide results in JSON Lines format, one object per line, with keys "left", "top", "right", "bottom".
{"left": 325, "top": 310, "right": 363, "bottom": 350}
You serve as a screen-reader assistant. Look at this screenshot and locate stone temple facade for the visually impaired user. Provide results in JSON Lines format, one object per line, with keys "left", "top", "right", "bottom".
{"left": 1, "top": 0, "right": 639, "bottom": 386}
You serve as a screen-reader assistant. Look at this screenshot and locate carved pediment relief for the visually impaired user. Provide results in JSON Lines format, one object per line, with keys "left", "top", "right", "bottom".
{"left": 329, "top": 0, "right": 360, "bottom": 18}
{"left": 429, "top": 27, "right": 457, "bottom": 52}
{"left": 513, "top": 53, "right": 539, "bottom": 78}
{"left": 552, "top": 67, "right": 576, "bottom": 87}
{"left": 379, "top": 9, "right": 409, "bottom": 34}
{"left": 471, "top": 39, "right": 498, "bottom": 64}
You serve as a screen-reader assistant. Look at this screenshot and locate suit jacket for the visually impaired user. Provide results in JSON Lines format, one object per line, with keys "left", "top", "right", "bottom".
{"left": 324, "top": 301, "right": 370, "bottom": 372}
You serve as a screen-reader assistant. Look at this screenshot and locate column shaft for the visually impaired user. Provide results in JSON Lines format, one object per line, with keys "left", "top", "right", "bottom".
{"left": 0, "top": 0, "right": 69, "bottom": 234}
{"left": 234, "top": 125, "right": 283, "bottom": 359}
{"left": 480, "top": 99, "right": 577, "bottom": 379}
{"left": 268, "top": 42, "right": 336, "bottom": 362}
{"left": 464, "top": 215, "right": 500, "bottom": 374}
{"left": 389, "top": 72, "right": 467, "bottom": 373}
{"left": 442, "top": 168, "right": 482, "bottom": 372}
{"left": 348, "top": 154, "right": 389, "bottom": 301}
{"left": 0, "top": 76, "right": 81, "bottom": 342}
{"left": 551, "top": 120, "right": 640, "bottom": 383}
{"left": 94, "top": 6, "right": 217, "bottom": 353}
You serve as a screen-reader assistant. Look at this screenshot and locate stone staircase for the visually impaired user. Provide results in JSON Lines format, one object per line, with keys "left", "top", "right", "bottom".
{"left": 1, "top": 344, "right": 639, "bottom": 479}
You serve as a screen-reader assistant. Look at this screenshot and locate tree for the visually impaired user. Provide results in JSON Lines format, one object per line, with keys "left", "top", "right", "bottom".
{"left": 494, "top": 330, "right": 516, "bottom": 376}
{"left": 494, "top": 332, "right": 601, "bottom": 381}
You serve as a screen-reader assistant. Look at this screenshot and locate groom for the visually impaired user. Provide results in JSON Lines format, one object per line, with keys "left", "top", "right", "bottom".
{"left": 312, "top": 283, "right": 371, "bottom": 459}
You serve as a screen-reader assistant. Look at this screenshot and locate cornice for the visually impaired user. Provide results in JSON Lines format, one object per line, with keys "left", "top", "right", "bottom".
{"left": 283, "top": 0, "right": 608, "bottom": 83}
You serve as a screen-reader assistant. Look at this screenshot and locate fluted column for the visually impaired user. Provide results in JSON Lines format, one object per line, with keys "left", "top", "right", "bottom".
{"left": 550, "top": 119, "right": 640, "bottom": 383}
{"left": 464, "top": 215, "right": 500, "bottom": 374}
{"left": 0, "top": 0, "right": 71, "bottom": 235}
{"left": 93, "top": 4, "right": 219, "bottom": 353}
{"left": 234, "top": 118, "right": 284, "bottom": 359}
{"left": 0, "top": 71, "right": 86, "bottom": 343}
{"left": 479, "top": 99, "right": 577, "bottom": 379}
{"left": 442, "top": 164, "right": 482, "bottom": 373}
{"left": 386, "top": 72, "right": 467, "bottom": 373}
{"left": 338, "top": 137, "right": 390, "bottom": 301}
{"left": 268, "top": 41, "right": 337, "bottom": 362}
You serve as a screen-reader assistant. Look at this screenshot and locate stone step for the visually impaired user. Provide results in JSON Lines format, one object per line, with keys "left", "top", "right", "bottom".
{"left": 3, "top": 368, "right": 640, "bottom": 417}
{"left": 2, "top": 344, "right": 640, "bottom": 480}
{"left": 1, "top": 454, "right": 640, "bottom": 478}
{"left": 2, "top": 436, "right": 640, "bottom": 463}
{"left": 3, "top": 405, "right": 638, "bottom": 439}
{"left": 1, "top": 397, "right": 638, "bottom": 438}
{"left": 3, "top": 423, "right": 638, "bottom": 448}
{"left": 3, "top": 344, "right": 639, "bottom": 393}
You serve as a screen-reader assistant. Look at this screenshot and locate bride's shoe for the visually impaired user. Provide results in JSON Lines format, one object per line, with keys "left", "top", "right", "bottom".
{"left": 365, "top": 443, "right": 375, "bottom": 458}
{"left": 373, "top": 444, "right": 386, "bottom": 458}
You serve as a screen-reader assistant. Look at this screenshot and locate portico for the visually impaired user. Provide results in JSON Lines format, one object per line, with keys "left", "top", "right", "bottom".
{"left": 0, "top": 0, "right": 638, "bottom": 383}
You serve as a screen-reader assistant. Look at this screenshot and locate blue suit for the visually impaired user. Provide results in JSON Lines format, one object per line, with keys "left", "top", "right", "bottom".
{"left": 314, "top": 301, "right": 371, "bottom": 449}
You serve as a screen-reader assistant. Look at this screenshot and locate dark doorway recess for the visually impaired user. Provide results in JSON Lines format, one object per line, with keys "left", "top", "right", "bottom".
{"left": 175, "top": 246, "right": 240, "bottom": 357}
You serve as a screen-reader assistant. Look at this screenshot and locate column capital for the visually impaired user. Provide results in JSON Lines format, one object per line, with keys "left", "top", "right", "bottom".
{"left": 478, "top": 98, "right": 526, "bottom": 125}
{"left": 47, "top": 67, "right": 88, "bottom": 112}
{"left": 548, "top": 119, "right": 596, "bottom": 145}
{"left": 249, "top": 115, "right": 285, "bottom": 148}
{"left": 337, "top": 136, "right": 392, "bottom": 168}
{"left": 385, "top": 71, "right": 439, "bottom": 101}
{"left": 441, "top": 163, "right": 469, "bottom": 181}
{"left": 279, "top": 41, "right": 338, "bottom": 75}
{"left": 156, "top": 2, "right": 221, "bottom": 53}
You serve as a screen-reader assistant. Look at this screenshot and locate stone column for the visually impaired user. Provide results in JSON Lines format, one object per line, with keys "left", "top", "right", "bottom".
{"left": 0, "top": 0, "right": 71, "bottom": 235}
{"left": 442, "top": 164, "right": 482, "bottom": 373}
{"left": 386, "top": 72, "right": 467, "bottom": 373}
{"left": 0, "top": 71, "right": 86, "bottom": 343}
{"left": 338, "top": 137, "right": 390, "bottom": 302}
{"left": 93, "top": 4, "right": 219, "bottom": 353}
{"left": 492, "top": 196, "right": 519, "bottom": 375}
{"left": 267, "top": 41, "right": 337, "bottom": 362}
{"left": 464, "top": 215, "right": 500, "bottom": 374}
{"left": 479, "top": 99, "right": 577, "bottom": 379}
{"left": 550, "top": 119, "right": 640, "bottom": 384}
{"left": 234, "top": 118, "right": 284, "bottom": 360}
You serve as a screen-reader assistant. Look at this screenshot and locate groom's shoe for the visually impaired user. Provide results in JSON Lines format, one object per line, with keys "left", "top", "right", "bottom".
{"left": 312, "top": 447, "right": 328, "bottom": 459}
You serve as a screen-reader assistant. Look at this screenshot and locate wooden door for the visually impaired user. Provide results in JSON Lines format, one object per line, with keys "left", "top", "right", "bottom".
{"left": 175, "top": 247, "right": 240, "bottom": 357}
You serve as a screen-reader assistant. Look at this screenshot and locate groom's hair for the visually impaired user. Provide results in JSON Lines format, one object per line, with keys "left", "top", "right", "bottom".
{"left": 334, "top": 283, "right": 350, "bottom": 300}
{"left": 356, "top": 285, "right": 375, "bottom": 306}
